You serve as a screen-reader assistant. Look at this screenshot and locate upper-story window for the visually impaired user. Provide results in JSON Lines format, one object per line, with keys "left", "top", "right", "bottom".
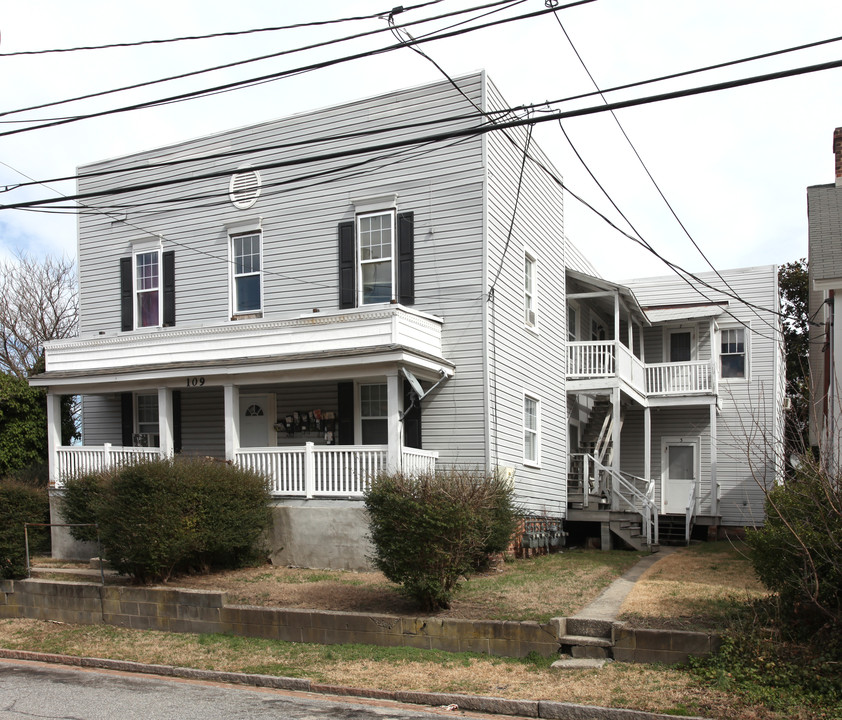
{"left": 567, "top": 305, "right": 578, "bottom": 341}
{"left": 358, "top": 211, "right": 395, "bottom": 305}
{"left": 232, "top": 232, "right": 262, "bottom": 315}
{"left": 524, "top": 253, "right": 537, "bottom": 328}
{"left": 338, "top": 202, "right": 414, "bottom": 310}
{"left": 121, "top": 244, "right": 174, "bottom": 332}
{"left": 721, "top": 327, "right": 747, "bottom": 379}
{"left": 135, "top": 250, "right": 161, "bottom": 328}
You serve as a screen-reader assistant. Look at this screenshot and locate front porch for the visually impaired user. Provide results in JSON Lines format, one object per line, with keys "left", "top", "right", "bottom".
{"left": 53, "top": 443, "right": 438, "bottom": 497}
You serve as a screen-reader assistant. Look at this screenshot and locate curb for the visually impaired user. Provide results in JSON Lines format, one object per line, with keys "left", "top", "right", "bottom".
{"left": 0, "top": 648, "right": 711, "bottom": 720}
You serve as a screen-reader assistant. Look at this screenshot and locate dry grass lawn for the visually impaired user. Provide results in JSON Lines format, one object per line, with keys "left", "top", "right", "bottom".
{"left": 0, "top": 618, "right": 779, "bottom": 720}
{"left": 620, "top": 541, "right": 770, "bottom": 631}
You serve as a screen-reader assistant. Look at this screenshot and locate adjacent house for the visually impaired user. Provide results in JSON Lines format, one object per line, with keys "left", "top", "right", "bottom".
{"left": 808, "top": 127, "right": 842, "bottom": 473}
{"left": 31, "top": 72, "right": 784, "bottom": 567}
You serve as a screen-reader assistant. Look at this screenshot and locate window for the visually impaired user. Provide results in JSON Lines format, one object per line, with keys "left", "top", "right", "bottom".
{"left": 357, "top": 211, "right": 395, "bottom": 305}
{"left": 721, "top": 327, "right": 747, "bottom": 379}
{"left": 232, "top": 232, "right": 261, "bottom": 314}
{"left": 135, "top": 251, "right": 160, "bottom": 328}
{"left": 523, "top": 394, "right": 540, "bottom": 466}
{"left": 135, "top": 394, "right": 159, "bottom": 447}
{"left": 524, "top": 254, "right": 537, "bottom": 328}
{"left": 360, "top": 383, "right": 388, "bottom": 444}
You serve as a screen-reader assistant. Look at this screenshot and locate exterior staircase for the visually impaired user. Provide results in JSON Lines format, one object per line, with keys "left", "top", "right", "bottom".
{"left": 657, "top": 514, "right": 691, "bottom": 545}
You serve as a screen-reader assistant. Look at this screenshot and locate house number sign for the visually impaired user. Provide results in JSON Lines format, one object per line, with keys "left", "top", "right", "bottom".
{"left": 186, "top": 377, "right": 205, "bottom": 387}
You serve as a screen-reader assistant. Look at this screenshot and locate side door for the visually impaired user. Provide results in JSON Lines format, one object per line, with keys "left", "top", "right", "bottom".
{"left": 661, "top": 438, "right": 698, "bottom": 514}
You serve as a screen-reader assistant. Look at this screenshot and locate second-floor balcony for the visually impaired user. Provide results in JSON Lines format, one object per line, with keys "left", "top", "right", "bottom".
{"left": 567, "top": 341, "right": 716, "bottom": 399}
{"left": 40, "top": 304, "right": 445, "bottom": 381}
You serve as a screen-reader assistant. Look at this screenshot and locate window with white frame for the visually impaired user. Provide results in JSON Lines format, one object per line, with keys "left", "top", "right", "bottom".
{"left": 523, "top": 394, "right": 540, "bottom": 466}
{"left": 135, "top": 394, "right": 159, "bottom": 447}
{"left": 524, "top": 253, "right": 537, "bottom": 328}
{"left": 358, "top": 211, "right": 394, "bottom": 305}
{"left": 232, "top": 232, "right": 262, "bottom": 314}
{"left": 135, "top": 250, "right": 161, "bottom": 328}
{"left": 360, "top": 383, "right": 388, "bottom": 444}
{"left": 720, "top": 327, "right": 747, "bottom": 379}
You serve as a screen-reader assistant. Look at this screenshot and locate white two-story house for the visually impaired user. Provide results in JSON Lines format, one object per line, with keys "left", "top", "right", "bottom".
{"left": 32, "top": 72, "right": 783, "bottom": 566}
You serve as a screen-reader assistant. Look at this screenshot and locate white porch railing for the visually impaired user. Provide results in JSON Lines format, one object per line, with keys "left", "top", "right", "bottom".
{"left": 568, "top": 342, "right": 716, "bottom": 398}
{"left": 54, "top": 443, "right": 437, "bottom": 499}
{"left": 567, "top": 341, "right": 646, "bottom": 395}
{"left": 685, "top": 481, "right": 699, "bottom": 545}
{"left": 570, "top": 453, "right": 658, "bottom": 548}
{"left": 646, "top": 361, "right": 713, "bottom": 395}
{"left": 56, "top": 444, "right": 160, "bottom": 482}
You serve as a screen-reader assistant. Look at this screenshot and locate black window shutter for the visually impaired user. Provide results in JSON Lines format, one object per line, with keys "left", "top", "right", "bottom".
{"left": 337, "top": 381, "right": 354, "bottom": 445}
{"left": 120, "top": 257, "right": 133, "bottom": 331}
{"left": 163, "top": 251, "right": 176, "bottom": 327}
{"left": 120, "top": 393, "right": 133, "bottom": 447}
{"left": 403, "top": 379, "right": 422, "bottom": 449}
{"left": 338, "top": 221, "right": 355, "bottom": 309}
{"left": 397, "top": 212, "right": 414, "bottom": 305}
{"left": 173, "top": 390, "right": 182, "bottom": 454}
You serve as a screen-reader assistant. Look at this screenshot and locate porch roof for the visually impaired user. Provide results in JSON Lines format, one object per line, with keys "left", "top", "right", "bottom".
{"left": 30, "top": 343, "right": 455, "bottom": 391}
{"left": 566, "top": 269, "right": 650, "bottom": 326}
{"left": 642, "top": 302, "right": 728, "bottom": 323}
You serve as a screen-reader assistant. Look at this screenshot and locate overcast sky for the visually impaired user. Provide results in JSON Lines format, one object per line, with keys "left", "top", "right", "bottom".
{"left": 1, "top": 0, "right": 840, "bottom": 283}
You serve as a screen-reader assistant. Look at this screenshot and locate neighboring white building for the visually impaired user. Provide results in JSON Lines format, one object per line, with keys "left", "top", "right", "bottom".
{"left": 808, "top": 127, "right": 842, "bottom": 473}
{"left": 32, "top": 73, "right": 784, "bottom": 565}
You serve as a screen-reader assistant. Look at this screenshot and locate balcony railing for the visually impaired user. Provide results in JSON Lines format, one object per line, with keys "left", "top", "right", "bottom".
{"left": 568, "top": 341, "right": 716, "bottom": 397}
{"left": 53, "top": 443, "right": 438, "bottom": 498}
{"left": 646, "top": 361, "right": 713, "bottom": 395}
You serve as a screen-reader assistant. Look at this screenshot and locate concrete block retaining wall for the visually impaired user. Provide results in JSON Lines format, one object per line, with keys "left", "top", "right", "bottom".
{"left": 0, "top": 579, "right": 719, "bottom": 664}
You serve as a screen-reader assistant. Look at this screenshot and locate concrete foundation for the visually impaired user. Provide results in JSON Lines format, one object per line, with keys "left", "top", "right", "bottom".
{"left": 48, "top": 491, "right": 99, "bottom": 562}
{"left": 268, "top": 499, "right": 373, "bottom": 570}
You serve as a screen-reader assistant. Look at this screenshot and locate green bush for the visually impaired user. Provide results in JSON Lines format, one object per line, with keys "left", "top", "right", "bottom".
{"left": 62, "top": 457, "right": 271, "bottom": 583}
{"left": 0, "top": 480, "right": 49, "bottom": 579}
{"left": 746, "top": 463, "right": 842, "bottom": 631}
{"left": 364, "top": 468, "right": 520, "bottom": 611}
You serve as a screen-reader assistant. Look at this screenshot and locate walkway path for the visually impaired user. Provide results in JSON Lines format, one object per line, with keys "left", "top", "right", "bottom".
{"left": 574, "top": 546, "right": 677, "bottom": 621}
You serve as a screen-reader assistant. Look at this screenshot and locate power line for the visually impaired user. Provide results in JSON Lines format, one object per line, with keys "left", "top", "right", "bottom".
{"left": 4, "top": 55, "right": 841, "bottom": 211}
{"left": 550, "top": 10, "right": 780, "bottom": 339}
{"left": 0, "top": 0, "right": 557, "bottom": 128}
{"left": 0, "top": 1, "right": 446, "bottom": 57}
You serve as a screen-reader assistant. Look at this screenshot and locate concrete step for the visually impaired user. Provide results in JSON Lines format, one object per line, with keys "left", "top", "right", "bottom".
{"left": 558, "top": 634, "right": 612, "bottom": 648}
{"left": 551, "top": 657, "right": 610, "bottom": 669}
{"left": 564, "top": 617, "right": 613, "bottom": 638}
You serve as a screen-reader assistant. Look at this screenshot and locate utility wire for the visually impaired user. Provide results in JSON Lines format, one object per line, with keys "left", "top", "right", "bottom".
{"left": 0, "top": 0, "right": 561, "bottom": 125}
{"left": 0, "top": 1, "right": 446, "bottom": 56}
{"left": 551, "top": 11, "right": 780, "bottom": 338}
{"left": 4, "top": 54, "right": 841, "bottom": 210}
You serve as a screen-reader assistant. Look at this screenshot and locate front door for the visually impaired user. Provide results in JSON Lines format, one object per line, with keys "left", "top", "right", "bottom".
{"left": 239, "top": 395, "right": 272, "bottom": 447}
{"left": 662, "top": 439, "right": 698, "bottom": 514}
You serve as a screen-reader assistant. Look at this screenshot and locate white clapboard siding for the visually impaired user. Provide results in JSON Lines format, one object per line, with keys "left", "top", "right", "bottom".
{"left": 625, "top": 265, "right": 783, "bottom": 526}
{"left": 483, "top": 80, "right": 567, "bottom": 516}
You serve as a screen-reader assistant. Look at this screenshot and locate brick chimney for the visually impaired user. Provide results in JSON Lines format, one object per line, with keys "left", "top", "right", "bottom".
{"left": 836, "top": 127, "right": 842, "bottom": 186}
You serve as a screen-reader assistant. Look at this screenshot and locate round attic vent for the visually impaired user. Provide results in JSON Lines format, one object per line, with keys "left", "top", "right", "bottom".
{"left": 229, "top": 169, "right": 261, "bottom": 209}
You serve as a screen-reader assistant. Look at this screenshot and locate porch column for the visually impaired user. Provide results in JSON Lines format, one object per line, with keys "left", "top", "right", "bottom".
{"left": 644, "top": 404, "right": 652, "bottom": 496}
{"left": 710, "top": 402, "right": 718, "bottom": 517}
{"left": 613, "top": 290, "right": 620, "bottom": 341}
{"left": 627, "top": 307, "right": 633, "bottom": 349}
{"left": 224, "top": 384, "right": 240, "bottom": 462}
{"left": 386, "top": 371, "right": 402, "bottom": 471}
{"left": 157, "top": 387, "right": 174, "bottom": 457}
{"left": 46, "top": 392, "right": 62, "bottom": 486}
{"left": 611, "top": 385, "right": 621, "bottom": 510}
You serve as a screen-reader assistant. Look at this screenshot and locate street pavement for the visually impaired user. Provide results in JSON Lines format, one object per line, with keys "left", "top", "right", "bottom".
{"left": 0, "top": 660, "right": 487, "bottom": 720}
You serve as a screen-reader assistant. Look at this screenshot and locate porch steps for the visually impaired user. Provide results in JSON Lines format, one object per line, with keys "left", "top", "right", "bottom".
{"left": 609, "top": 518, "right": 657, "bottom": 553}
{"left": 558, "top": 618, "right": 613, "bottom": 660}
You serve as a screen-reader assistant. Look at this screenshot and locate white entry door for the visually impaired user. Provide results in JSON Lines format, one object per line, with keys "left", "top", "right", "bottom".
{"left": 239, "top": 395, "right": 272, "bottom": 447}
{"left": 662, "top": 440, "right": 698, "bottom": 514}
